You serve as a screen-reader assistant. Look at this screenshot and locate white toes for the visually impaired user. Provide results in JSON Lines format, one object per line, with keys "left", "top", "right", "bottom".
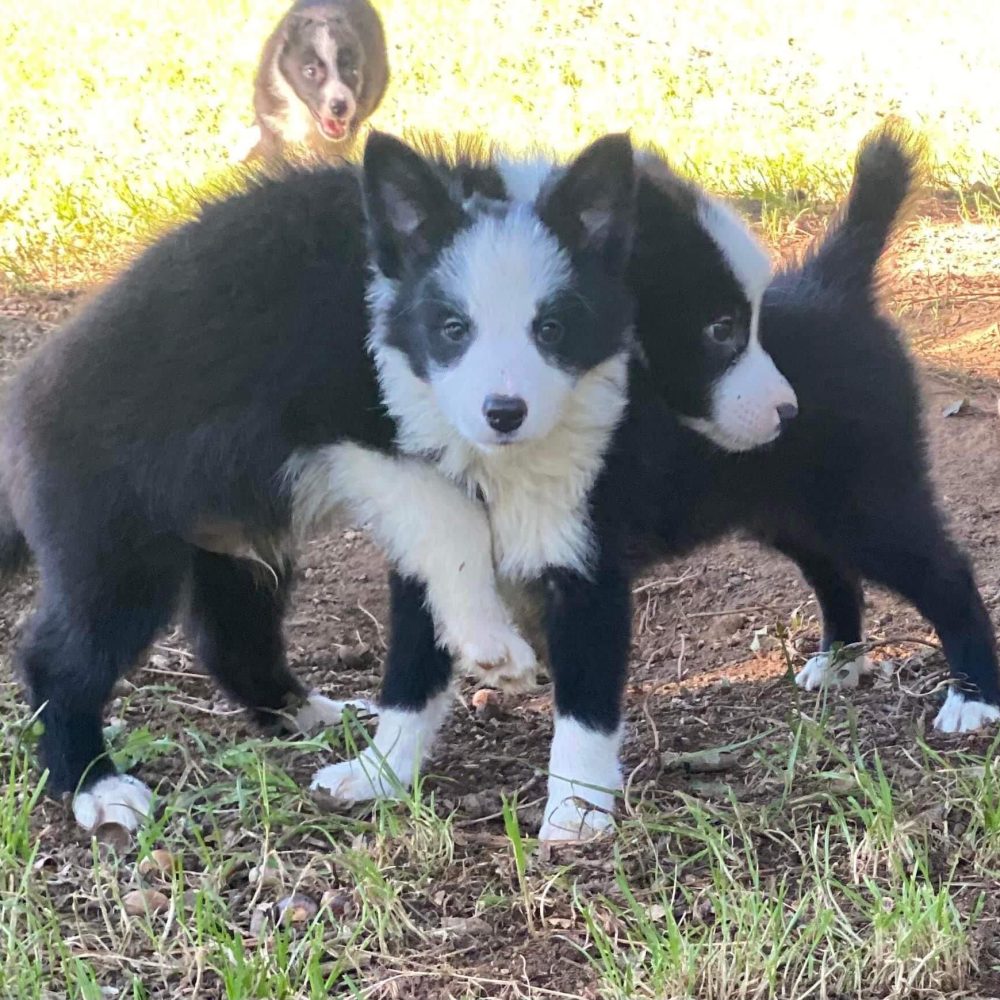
{"left": 308, "top": 697, "right": 450, "bottom": 807}
{"left": 311, "top": 752, "right": 407, "bottom": 804}
{"left": 293, "top": 692, "right": 376, "bottom": 733}
{"left": 539, "top": 796, "right": 616, "bottom": 844}
{"left": 934, "top": 690, "right": 1000, "bottom": 733}
{"left": 72, "top": 775, "right": 154, "bottom": 833}
{"left": 539, "top": 717, "right": 620, "bottom": 843}
{"left": 795, "top": 651, "right": 869, "bottom": 691}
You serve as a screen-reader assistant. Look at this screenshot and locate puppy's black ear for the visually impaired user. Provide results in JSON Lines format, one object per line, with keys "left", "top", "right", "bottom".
{"left": 538, "top": 133, "right": 636, "bottom": 274}
{"left": 363, "top": 132, "right": 465, "bottom": 279}
{"left": 283, "top": 11, "right": 313, "bottom": 42}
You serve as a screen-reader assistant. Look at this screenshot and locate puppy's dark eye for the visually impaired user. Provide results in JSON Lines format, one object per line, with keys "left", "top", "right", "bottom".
{"left": 536, "top": 318, "right": 564, "bottom": 346}
{"left": 302, "top": 64, "right": 319, "bottom": 80}
{"left": 441, "top": 318, "right": 469, "bottom": 344}
{"left": 705, "top": 316, "right": 736, "bottom": 344}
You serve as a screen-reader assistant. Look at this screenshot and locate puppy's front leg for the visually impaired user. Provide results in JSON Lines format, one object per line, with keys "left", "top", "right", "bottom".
{"left": 314, "top": 444, "right": 537, "bottom": 686}
{"left": 538, "top": 548, "right": 630, "bottom": 843}
{"left": 312, "top": 571, "right": 451, "bottom": 801}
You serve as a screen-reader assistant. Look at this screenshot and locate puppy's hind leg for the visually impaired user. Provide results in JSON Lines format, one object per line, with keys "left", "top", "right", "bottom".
{"left": 18, "top": 539, "right": 187, "bottom": 833}
{"left": 773, "top": 538, "right": 869, "bottom": 691}
{"left": 187, "top": 549, "right": 370, "bottom": 732}
{"left": 850, "top": 491, "right": 1000, "bottom": 733}
{"left": 311, "top": 571, "right": 452, "bottom": 804}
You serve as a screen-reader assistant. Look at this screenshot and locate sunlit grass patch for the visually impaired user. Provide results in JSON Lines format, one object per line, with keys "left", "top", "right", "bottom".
{"left": 3, "top": 0, "right": 1000, "bottom": 289}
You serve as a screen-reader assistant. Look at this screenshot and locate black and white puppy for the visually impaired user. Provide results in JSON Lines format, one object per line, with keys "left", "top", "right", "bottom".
{"left": 246, "top": 0, "right": 388, "bottom": 163}
{"left": 0, "top": 133, "right": 637, "bottom": 834}
{"left": 347, "top": 125, "right": 999, "bottom": 841}
{"left": 320, "top": 146, "right": 798, "bottom": 842}
{"left": 618, "top": 125, "right": 999, "bottom": 730}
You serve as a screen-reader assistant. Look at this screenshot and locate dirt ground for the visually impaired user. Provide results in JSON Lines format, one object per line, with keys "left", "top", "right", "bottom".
{"left": 1, "top": 207, "right": 999, "bottom": 997}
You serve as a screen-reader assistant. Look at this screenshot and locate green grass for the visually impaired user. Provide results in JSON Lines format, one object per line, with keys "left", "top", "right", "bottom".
{"left": 4, "top": 626, "right": 1000, "bottom": 997}
{"left": 575, "top": 721, "right": 1000, "bottom": 1000}
{"left": 3, "top": 0, "right": 1000, "bottom": 288}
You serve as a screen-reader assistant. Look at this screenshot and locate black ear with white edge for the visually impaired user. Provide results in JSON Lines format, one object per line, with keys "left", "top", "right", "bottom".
{"left": 538, "top": 133, "right": 636, "bottom": 274}
{"left": 363, "top": 132, "right": 466, "bottom": 280}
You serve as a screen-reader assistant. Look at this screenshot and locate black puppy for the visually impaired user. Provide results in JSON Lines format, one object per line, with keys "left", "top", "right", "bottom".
{"left": 369, "top": 125, "right": 999, "bottom": 840}
{"left": 617, "top": 124, "right": 998, "bottom": 735}
{"left": 0, "top": 133, "right": 641, "bottom": 837}
{"left": 246, "top": 0, "right": 388, "bottom": 163}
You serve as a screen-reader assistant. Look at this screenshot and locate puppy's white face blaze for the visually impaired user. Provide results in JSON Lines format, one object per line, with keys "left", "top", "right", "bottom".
{"left": 430, "top": 209, "right": 576, "bottom": 448}
{"left": 698, "top": 196, "right": 797, "bottom": 450}
{"left": 686, "top": 320, "right": 798, "bottom": 451}
{"left": 310, "top": 34, "right": 358, "bottom": 137}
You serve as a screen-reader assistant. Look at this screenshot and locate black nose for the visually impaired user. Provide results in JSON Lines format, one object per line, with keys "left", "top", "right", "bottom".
{"left": 777, "top": 402, "right": 798, "bottom": 431}
{"left": 483, "top": 395, "right": 527, "bottom": 434}
{"left": 330, "top": 98, "right": 349, "bottom": 118}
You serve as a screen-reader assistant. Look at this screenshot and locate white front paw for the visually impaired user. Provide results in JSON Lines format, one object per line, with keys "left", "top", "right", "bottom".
{"left": 934, "top": 690, "right": 1000, "bottom": 733}
{"left": 293, "top": 692, "right": 376, "bottom": 733}
{"left": 795, "top": 650, "right": 869, "bottom": 691}
{"left": 73, "top": 775, "right": 154, "bottom": 833}
{"left": 451, "top": 619, "right": 539, "bottom": 692}
{"left": 539, "top": 794, "right": 616, "bottom": 843}
{"left": 310, "top": 752, "right": 408, "bottom": 804}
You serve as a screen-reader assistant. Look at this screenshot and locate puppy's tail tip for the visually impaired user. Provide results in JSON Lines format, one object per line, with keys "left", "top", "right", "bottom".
{"left": 806, "top": 117, "right": 925, "bottom": 294}
{"left": 845, "top": 117, "right": 925, "bottom": 239}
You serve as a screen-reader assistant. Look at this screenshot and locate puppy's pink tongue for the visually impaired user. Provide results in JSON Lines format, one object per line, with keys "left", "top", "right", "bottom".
{"left": 323, "top": 118, "right": 346, "bottom": 138}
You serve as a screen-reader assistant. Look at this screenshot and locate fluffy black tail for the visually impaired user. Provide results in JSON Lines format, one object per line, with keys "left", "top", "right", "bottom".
{"left": 0, "top": 480, "right": 30, "bottom": 581}
{"left": 805, "top": 119, "right": 924, "bottom": 293}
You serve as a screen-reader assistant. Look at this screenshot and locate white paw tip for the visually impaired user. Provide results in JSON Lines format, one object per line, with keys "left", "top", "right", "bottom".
{"left": 458, "top": 656, "right": 540, "bottom": 694}
{"left": 795, "top": 651, "right": 869, "bottom": 692}
{"left": 293, "top": 693, "right": 375, "bottom": 733}
{"left": 73, "top": 775, "right": 154, "bottom": 833}
{"left": 455, "top": 629, "right": 540, "bottom": 692}
{"left": 934, "top": 690, "right": 1000, "bottom": 734}
{"left": 538, "top": 798, "right": 616, "bottom": 844}
{"left": 454, "top": 623, "right": 538, "bottom": 672}
{"left": 310, "top": 756, "right": 405, "bottom": 805}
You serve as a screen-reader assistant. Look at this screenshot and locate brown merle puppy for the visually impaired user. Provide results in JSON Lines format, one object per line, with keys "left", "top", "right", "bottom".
{"left": 246, "top": 0, "right": 388, "bottom": 164}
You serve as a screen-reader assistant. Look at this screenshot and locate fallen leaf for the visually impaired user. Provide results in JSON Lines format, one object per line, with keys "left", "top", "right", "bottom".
{"left": 433, "top": 915, "right": 491, "bottom": 937}
{"left": 749, "top": 627, "right": 777, "bottom": 654}
{"left": 122, "top": 889, "right": 169, "bottom": 916}
{"left": 138, "top": 849, "right": 177, "bottom": 877}
{"left": 471, "top": 688, "right": 503, "bottom": 720}
{"left": 661, "top": 748, "right": 739, "bottom": 773}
